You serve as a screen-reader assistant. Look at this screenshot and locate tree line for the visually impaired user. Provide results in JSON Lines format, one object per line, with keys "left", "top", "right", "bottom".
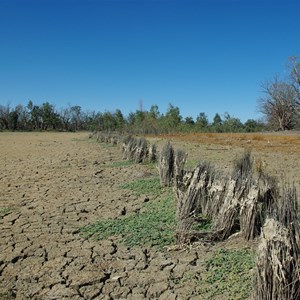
{"left": 0, "top": 101, "right": 86, "bottom": 132}
{"left": 1, "top": 56, "right": 299, "bottom": 133}
{"left": 0, "top": 100, "right": 265, "bottom": 133}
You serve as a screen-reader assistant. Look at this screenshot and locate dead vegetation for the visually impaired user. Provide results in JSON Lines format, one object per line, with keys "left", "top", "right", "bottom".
{"left": 255, "top": 217, "right": 300, "bottom": 300}
{"left": 91, "top": 132, "right": 157, "bottom": 164}
{"left": 157, "top": 142, "right": 174, "bottom": 187}
{"left": 91, "top": 132, "right": 300, "bottom": 298}
{"left": 254, "top": 184, "right": 300, "bottom": 300}
{"left": 150, "top": 132, "right": 300, "bottom": 154}
{"left": 173, "top": 149, "right": 264, "bottom": 242}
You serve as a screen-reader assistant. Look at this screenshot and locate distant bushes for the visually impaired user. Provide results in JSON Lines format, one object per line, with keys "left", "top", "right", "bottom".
{"left": 0, "top": 100, "right": 265, "bottom": 133}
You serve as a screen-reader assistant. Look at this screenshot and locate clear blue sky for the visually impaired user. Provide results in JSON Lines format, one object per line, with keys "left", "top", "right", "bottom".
{"left": 0, "top": 0, "right": 299, "bottom": 122}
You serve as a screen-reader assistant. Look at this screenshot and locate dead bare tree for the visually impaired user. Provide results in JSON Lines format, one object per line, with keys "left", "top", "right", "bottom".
{"left": 287, "top": 56, "right": 300, "bottom": 102}
{"left": 0, "top": 104, "right": 10, "bottom": 130}
{"left": 258, "top": 77, "right": 298, "bottom": 130}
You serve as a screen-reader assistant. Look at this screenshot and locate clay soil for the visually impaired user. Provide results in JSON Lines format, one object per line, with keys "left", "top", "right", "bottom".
{"left": 0, "top": 131, "right": 299, "bottom": 299}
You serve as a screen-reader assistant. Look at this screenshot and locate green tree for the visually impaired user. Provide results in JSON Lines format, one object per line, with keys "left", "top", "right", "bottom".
{"left": 180, "top": 116, "right": 194, "bottom": 132}
{"left": 244, "top": 119, "right": 264, "bottom": 132}
{"left": 41, "top": 102, "right": 60, "bottom": 130}
{"left": 222, "top": 113, "right": 244, "bottom": 132}
{"left": 127, "top": 110, "right": 149, "bottom": 133}
{"left": 149, "top": 104, "right": 161, "bottom": 119}
{"left": 196, "top": 112, "right": 209, "bottom": 131}
{"left": 127, "top": 112, "right": 135, "bottom": 126}
{"left": 211, "top": 113, "right": 222, "bottom": 132}
{"left": 134, "top": 110, "right": 146, "bottom": 127}
{"left": 184, "top": 116, "right": 195, "bottom": 125}
{"left": 114, "top": 109, "right": 125, "bottom": 130}
{"left": 31, "top": 105, "right": 43, "bottom": 129}
{"left": 162, "top": 103, "right": 182, "bottom": 132}
{"left": 101, "top": 111, "right": 117, "bottom": 131}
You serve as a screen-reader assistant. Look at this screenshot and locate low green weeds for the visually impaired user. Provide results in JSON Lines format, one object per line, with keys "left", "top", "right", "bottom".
{"left": 81, "top": 177, "right": 175, "bottom": 248}
{"left": 81, "top": 194, "right": 175, "bottom": 248}
{"left": 0, "top": 207, "right": 11, "bottom": 218}
{"left": 198, "top": 248, "right": 255, "bottom": 299}
{"left": 120, "top": 177, "right": 162, "bottom": 197}
{"left": 191, "top": 214, "right": 212, "bottom": 232}
{"left": 176, "top": 248, "right": 255, "bottom": 299}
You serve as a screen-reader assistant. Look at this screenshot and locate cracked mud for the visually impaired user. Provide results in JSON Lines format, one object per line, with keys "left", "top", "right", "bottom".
{"left": 0, "top": 132, "right": 270, "bottom": 299}
{"left": 0, "top": 133, "right": 209, "bottom": 299}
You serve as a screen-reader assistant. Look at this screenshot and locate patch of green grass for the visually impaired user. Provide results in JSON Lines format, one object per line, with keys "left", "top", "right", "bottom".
{"left": 198, "top": 248, "right": 255, "bottom": 300}
{"left": 141, "top": 161, "right": 157, "bottom": 168}
{"left": 0, "top": 207, "right": 12, "bottom": 218}
{"left": 191, "top": 214, "right": 212, "bottom": 232}
{"left": 81, "top": 194, "right": 176, "bottom": 248}
{"left": 119, "top": 177, "right": 162, "bottom": 197}
{"left": 97, "top": 160, "right": 134, "bottom": 168}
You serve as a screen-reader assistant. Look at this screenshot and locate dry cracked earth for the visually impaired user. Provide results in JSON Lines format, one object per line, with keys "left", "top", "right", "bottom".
{"left": 2, "top": 131, "right": 296, "bottom": 300}
{"left": 1, "top": 132, "right": 223, "bottom": 300}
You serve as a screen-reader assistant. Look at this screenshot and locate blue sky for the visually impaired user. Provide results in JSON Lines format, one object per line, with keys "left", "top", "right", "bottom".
{"left": 0, "top": 0, "right": 299, "bottom": 122}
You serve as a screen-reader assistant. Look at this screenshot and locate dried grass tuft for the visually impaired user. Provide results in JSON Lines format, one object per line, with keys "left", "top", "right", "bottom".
{"left": 158, "top": 142, "right": 174, "bottom": 187}
{"left": 173, "top": 149, "right": 187, "bottom": 187}
{"left": 174, "top": 161, "right": 215, "bottom": 243}
{"left": 134, "top": 138, "right": 149, "bottom": 163}
{"left": 254, "top": 181, "right": 300, "bottom": 299}
{"left": 122, "top": 136, "right": 137, "bottom": 160}
{"left": 254, "top": 217, "right": 300, "bottom": 300}
{"left": 175, "top": 151, "right": 265, "bottom": 242}
{"left": 148, "top": 143, "right": 157, "bottom": 163}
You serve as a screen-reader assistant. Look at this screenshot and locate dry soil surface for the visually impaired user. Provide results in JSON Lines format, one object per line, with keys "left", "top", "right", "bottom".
{"left": 0, "top": 131, "right": 296, "bottom": 300}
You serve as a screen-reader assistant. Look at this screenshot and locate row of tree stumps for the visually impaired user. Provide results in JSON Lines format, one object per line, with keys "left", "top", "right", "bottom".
{"left": 91, "top": 132, "right": 300, "bottom": 300}
{"left": 157, "top": 142, "right": 300, "bottom": 300}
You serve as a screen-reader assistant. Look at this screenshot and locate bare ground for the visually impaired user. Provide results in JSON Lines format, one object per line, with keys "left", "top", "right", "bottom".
{"left": 1, "top": 131, "right": 295, "bottom": 299}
